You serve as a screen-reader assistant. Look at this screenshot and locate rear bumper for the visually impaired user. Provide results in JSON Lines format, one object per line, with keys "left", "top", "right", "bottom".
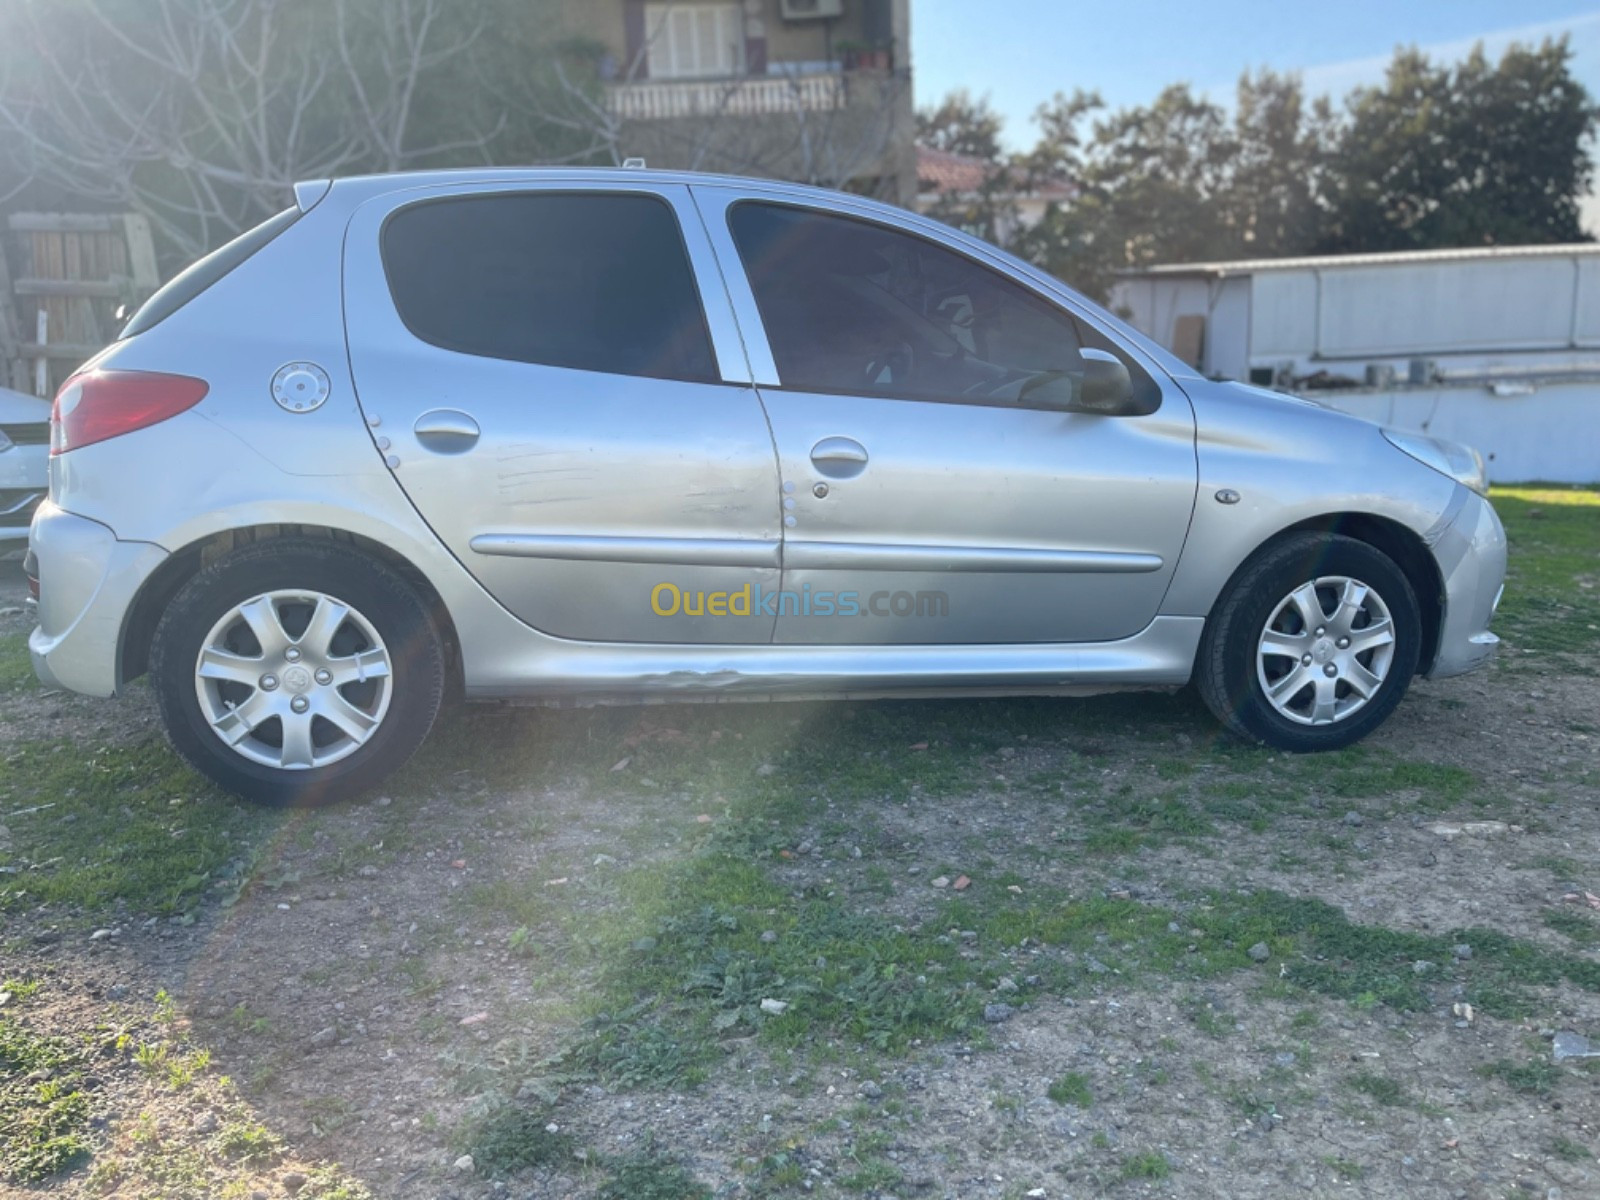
{"left": 27, "top": 502, "right": 167, "bottom": 698}
{"left": 1424, "top": 490, "right": 1507, "bottom": 680}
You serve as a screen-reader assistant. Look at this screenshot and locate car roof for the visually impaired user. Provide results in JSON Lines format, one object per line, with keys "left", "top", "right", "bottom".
{"left": 304, "top": 166, "right": 894, "bottom": 217}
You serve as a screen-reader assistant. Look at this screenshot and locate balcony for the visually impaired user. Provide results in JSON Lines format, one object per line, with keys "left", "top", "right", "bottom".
{"left": 604, "top": 72, "right": 847, "bottom": 121}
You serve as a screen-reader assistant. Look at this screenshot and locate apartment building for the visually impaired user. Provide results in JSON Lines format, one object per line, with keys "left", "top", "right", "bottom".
{"left": 562, "top": 0, "right": 916, "bottom": 206}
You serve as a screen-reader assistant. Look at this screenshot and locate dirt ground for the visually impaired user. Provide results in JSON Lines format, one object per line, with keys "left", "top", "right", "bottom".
{"left": 2, "top": 551, "right": 1598, "bottom": 1200}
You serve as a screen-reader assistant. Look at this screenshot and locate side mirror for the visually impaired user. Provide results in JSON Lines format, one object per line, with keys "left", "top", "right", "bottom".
{"left": 1073, "top": 348, "right": 1136, "bottom": 415}
{"left": 1017, "top": 349, "right": 1139, "bottom": 415}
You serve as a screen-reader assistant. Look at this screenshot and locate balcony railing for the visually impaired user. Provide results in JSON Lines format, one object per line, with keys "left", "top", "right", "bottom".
{"left": 604, "top": 72, "right": 847, "bottom": 121}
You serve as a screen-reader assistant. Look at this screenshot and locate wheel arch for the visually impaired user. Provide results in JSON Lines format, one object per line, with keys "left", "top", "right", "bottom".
{"left": 1220, "top": 512, "right": 1444, "bottom": 674}
{"left": 119, "top": 524, "right": 463, "bottom": 697}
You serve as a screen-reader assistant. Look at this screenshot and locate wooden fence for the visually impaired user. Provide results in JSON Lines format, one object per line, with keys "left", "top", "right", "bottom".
{"left": 0, "top": 212, "right": 160, "bottom": 397}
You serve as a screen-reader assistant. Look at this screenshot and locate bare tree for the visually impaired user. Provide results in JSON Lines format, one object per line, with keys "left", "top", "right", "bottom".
{"left": 0, "top": 0, "right": 516, "bottom": 260}
{"left": 0, "top": 0, "right": 913, "bottom": 267}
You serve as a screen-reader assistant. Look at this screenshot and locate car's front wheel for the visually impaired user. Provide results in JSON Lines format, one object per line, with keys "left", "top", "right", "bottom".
{"left": 151, "top": 539, "right": 446, "bottom": 806}
{"left": 1196, "top": 533, "right": 1421, "bottom": 752}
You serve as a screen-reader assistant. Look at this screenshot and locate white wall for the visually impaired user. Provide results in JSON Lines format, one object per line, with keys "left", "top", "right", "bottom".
{"left": 1313, "top": 258, "right": 1591, "bottom": 358}
{"left": 1312, "top": 380, "right": 1600, "bottom": 484}
{"left": 1205, "top": 276, "right": 1251, "bottom": 381}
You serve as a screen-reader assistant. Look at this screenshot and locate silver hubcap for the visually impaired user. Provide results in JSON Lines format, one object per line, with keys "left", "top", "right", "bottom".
{"left": 194, "top": 590, "right": 393, "bottom": 770}
{"left": 1256, "top": 575, "right": 1396, "bottom": 726}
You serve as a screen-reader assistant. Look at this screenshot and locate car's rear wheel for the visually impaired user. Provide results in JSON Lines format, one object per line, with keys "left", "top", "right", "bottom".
{"left": 151, "top": 540, "right": 445, "bottom": 806}
{"left": 1196, "top": 533, "right": 1421, "bottom": 752}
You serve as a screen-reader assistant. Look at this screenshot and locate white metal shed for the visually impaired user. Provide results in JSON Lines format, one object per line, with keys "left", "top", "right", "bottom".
{"left": 1110, "top": 244, "right": 1600, "bottom": 483}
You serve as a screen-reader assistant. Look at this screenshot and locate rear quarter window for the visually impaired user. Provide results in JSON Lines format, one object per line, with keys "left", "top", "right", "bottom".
{"left": 380, "top": 192, "right": 718, "bottom": 384}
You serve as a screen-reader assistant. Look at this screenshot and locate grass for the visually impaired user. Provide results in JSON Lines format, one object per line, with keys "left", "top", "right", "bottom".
{"left": 1490, "top": 487, "right": 1600, "bottom": 661}
{"left": 545, "top": 818, "right": 1600, "bottom": 1092}
{"left": 130, "top": 1039, "right": 212, "bottom": 1090}
{"left": 596, "top": 1143, "right": 710, "bottom": 1200}
{"left": 5, "top": 981, "right": 372, "bottom": 1196}
{"left": 1543, "top": 907, "right": 1600, "bottom": 948}
{"left": 1047, "top": 1071, "right": 1093, "bottom": 1107}
{"left": 0, "top": 630, "right": 35, "bottom": 692}
{"left": 1477, "top": 1057, "right": 1562, "bottom": 1097}
{"left": 1344, "top": 1071, "right": 1407, "bottom": 1107}
{"left": 0, "top": 1013, "right": 94, "bottom": 1182}
{"left": 1548, "top": 1135, "right": 1593, "bottom": 1163}
{"left": 1119, "top": 1151, "right": 1172, "bottom": 1180}
{"left": 459, "top": 1104, "right": 574, "bottom": 1178}
{"left": 214, "top": 1117, "right": 281, "bottom": 1163}
{"left": 0, "top": 735, "right": 279, "bottom": 917}
{"left": 1323, "top": 1155, "right": 1364, "bottom": 1181}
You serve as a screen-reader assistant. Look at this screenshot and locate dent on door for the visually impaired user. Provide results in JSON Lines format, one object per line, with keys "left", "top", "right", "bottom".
{"left": 341, "top": 183, "right": 784, "bottom": 645}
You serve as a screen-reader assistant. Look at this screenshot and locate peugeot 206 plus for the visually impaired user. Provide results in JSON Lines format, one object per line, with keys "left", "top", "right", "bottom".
{"left": 27, "top": 170, "right": 1506, "bottom": 806}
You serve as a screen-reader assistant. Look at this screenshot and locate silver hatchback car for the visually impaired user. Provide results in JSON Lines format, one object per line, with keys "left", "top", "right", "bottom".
{"left": 28, "top": 169, "right": 1506, "bottom": 805}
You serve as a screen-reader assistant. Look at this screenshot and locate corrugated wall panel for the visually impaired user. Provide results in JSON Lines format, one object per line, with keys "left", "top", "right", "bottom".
{"left": 1571, "top": 258, "right": 1600, "bottom": 347}
{"left": 1249, "top": 270, "right": 1317, "bottom": 359}
{"left": 1317, "top": 258, "right": 1575, "bottom": 356}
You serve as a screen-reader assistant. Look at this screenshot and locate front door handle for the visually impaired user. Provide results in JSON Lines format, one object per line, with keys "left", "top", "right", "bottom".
{"left": 414, "top": 409, "right": 480, "bottom": 454}
{"left": 810, "top": 436, "right": 868, "bottom": 480}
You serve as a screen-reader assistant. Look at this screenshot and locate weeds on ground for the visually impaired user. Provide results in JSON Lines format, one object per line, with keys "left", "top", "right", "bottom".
{"left": 1344, "top": 1071, "right": 1407, "bottom": 1107}
{"left": 596, "top": 1141, "right": 710, "bottom": 1200}
{"left": 459, "top": 1103, "right": 574, "bottom": 1178}
{"left": 555, "top": 850, "right": 1600, "bottom": 1092}
{"left": 0, "top": 1013, "right": 94, "bottom": 1182}
{"left": 1544, "top": 907, "right": 1600, "bottom": 948}
{"left": 1477, "top": 1058, "right": 1562, "bottom": 1096}
{"left": 0, "top": 736, "right": 277, "bottom": 917}
{"left": 1548, "top": 1135, "right": 1593, "bottom": 1162}
{"left": 1047, "top": 1072, "right": 1093, "bottom": 1107}
{"left": 1119, "top": 1151, "right": 1172, "bottom": 1180}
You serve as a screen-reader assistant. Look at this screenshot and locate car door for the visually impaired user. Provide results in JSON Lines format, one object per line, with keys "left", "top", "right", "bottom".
{"left": 343, "top": 182, "right": 782, "bottom": 644}
{"left": 694, "top": 188, "right": 1198, "bottom": 645}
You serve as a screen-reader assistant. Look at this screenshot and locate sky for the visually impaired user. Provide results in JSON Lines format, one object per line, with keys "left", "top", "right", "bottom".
{"left": 913, "top": 1, "right": 1600, "bottom": 149}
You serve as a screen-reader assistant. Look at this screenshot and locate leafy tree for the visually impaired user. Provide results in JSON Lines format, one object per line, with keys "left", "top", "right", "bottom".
{"left": 1225, "top": 70, "right": 1337, "bottom": 257}
{"left": 914, "top": 89, "right": 1025, "bottom": 247}
{"left": 954, "top": 38, "right": 1595, "bottom": 301}
{"left": 1318, "top": 38, "right": 1597, "bottom": 251}
{"left": 916, "top": 89, "right": 1005, "bottom": 162}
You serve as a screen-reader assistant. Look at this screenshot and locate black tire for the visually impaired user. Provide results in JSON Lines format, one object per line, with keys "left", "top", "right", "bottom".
{"left": 1196, "top": 532, "right": 1421, "bottom": 752}
{"left": 151, "top": 539, "right": 446, "bottom": 807}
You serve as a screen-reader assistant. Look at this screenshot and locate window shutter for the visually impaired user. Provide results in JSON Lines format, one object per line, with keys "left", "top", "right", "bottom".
{"left": 623, "top": 0, "right": 649, "bottom": 79}
{"left": 745, "top": 33, "right": 767, "bottom": 76}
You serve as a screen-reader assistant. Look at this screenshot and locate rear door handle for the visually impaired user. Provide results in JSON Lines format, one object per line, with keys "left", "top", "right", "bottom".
{"left": 810, "top": 436, "right": 868, "bottom": 479}
{"left": 413, "top": 409, "right": 480, "bottom": 454}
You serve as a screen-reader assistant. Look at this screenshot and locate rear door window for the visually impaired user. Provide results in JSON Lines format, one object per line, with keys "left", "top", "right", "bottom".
{"left": 382, "top": 192, "right": 718, "bottom": 384}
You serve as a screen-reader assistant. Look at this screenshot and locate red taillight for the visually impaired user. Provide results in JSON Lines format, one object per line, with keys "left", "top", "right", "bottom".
{"left": 51, "top": 370, "right": 209, "bottom": 455}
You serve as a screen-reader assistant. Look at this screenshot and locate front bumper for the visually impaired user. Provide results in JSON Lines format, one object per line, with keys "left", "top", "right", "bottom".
{"left": 28, "top": 502, "right": 168, "bottom": 698}
{"left": 1424, "top": 489, "right": 1507, "bottom": 679}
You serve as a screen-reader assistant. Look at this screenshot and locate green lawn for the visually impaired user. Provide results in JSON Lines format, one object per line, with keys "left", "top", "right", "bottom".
{"left": 1491, "top": 485, "right": 1600, "bottom": 660}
